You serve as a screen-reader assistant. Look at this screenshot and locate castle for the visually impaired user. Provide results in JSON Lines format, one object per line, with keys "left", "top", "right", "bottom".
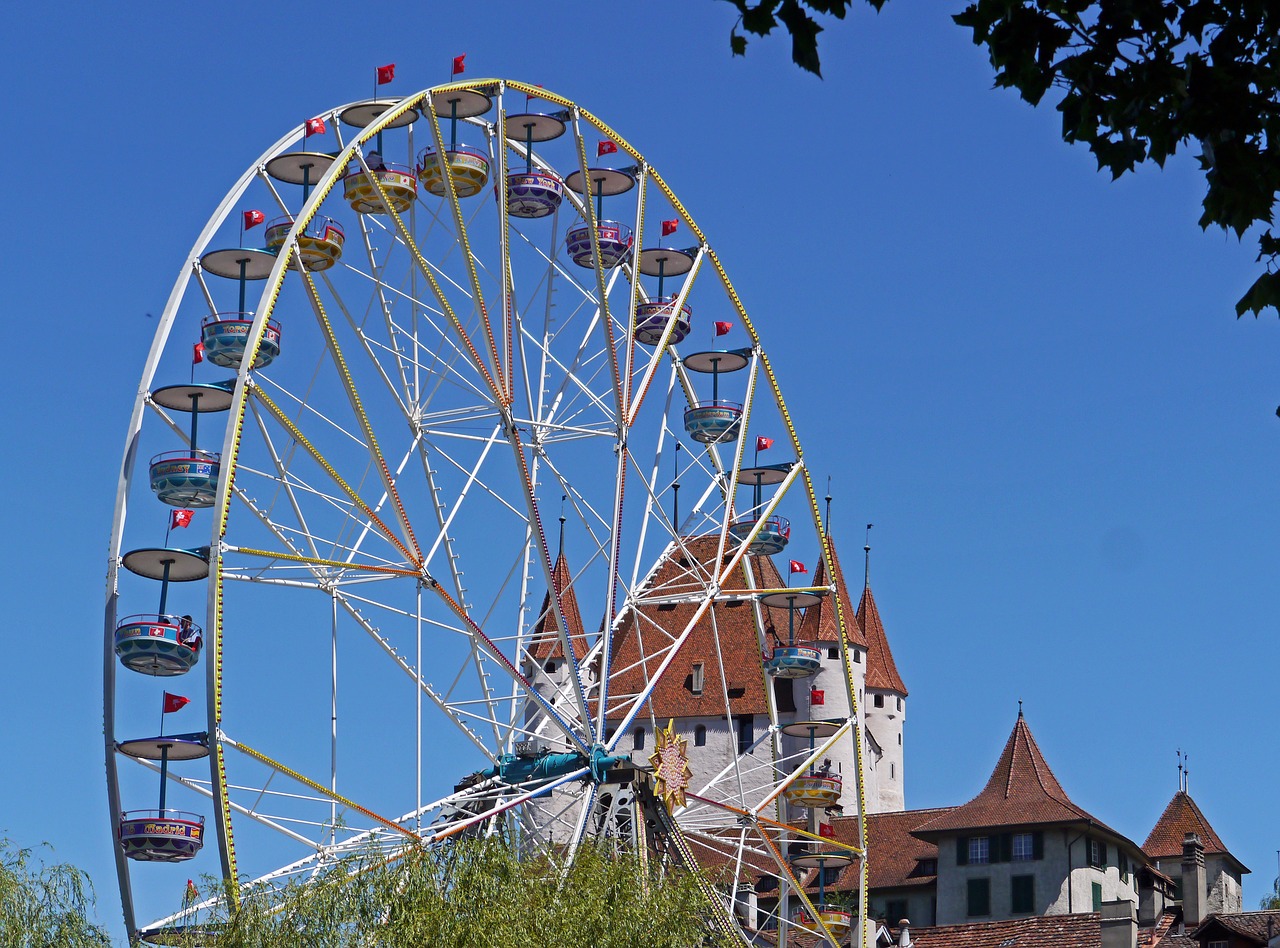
{"left": 519, "top": 533, "right": 1252, "bottom": 946}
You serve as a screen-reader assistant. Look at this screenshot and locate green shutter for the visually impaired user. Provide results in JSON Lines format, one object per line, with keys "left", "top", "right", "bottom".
{"left": 1033, "top": 831, "right": 1044, "bottom": 860}
{"left": 1092, "top": 881, "right": 1103, "bottom": 912}
{"left": 957, "top": 837, "right": 968, "bottom": 865}
{"left": 1000, "top": 833, "right": 1013, "bottom": 863}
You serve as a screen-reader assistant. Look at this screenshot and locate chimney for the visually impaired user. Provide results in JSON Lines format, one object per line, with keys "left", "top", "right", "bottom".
{"left": 1100, "top": 900, "right": 1138, "bottom": 948}
{"left": 898, "top": 917, "right": 912, "bottom": 947}
{"left": 733, "top": 882, "right": 757, "bottom": 930}
{"left": 1181, "top": 832, "right": 1207, "bottom": 928}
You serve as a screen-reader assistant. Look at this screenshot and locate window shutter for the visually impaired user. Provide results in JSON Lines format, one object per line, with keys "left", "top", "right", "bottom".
{"left": 1032, "top": 831, "right": 1044, "bottom": 860}
{"left": 957, "top": 837, "right": 969, "bottom": 866}
{"left": 999, "top": 833, "right": 1012, "bottom": 863}
{"left": 1100, "top": 842, "right": 1108, "bottom": 866}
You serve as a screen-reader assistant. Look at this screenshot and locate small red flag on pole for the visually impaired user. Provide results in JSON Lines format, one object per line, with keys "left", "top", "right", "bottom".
{"left": 661, "top": 219, "right": 678, "bottom": 236}
{"left": 185, "top": 879, "right": 199, "bottom": 901}
{"left": 243, "top": 209, "right": 264, "bottom": 229}
{"left": 714, "top": 321, "right": 733, "bottom": 336}
{"left": 376, "top": 63, "right": 395, "bottom": 85}
{"left": 789, "top": 560, "right": 807, "bottom": 574}
{"left": 451, "top": 54, "right": 466, "bottom": 76}
{"left": 756, "top": 436, "right": 774, "bottom": 452}
{"left": 597, "top": 140, "right": 618, "bottom": 157}
{"left": 162, "top": 692, "right": 190, "bottom": 714}
{"left": 305, "top": 117, "right": 325, "bottom": 136}
{"left": 819, "top": 822, "right": 835, "bottom": 839}
{"left": 526, "top": 84, "right": 544, "bottom": 101}
{"left": 810, "top": 689, "right": 825, "bottom": 706}
{"left": 192, "top": 342, "right": 204, "bottom": 364}
{"left": 170, "top": 509, "right": 194, "bottom": 530}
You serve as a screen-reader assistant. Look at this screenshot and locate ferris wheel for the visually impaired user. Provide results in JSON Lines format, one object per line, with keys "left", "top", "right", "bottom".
{"left": 103, "top": 77, "right": 869, "bottom": 946}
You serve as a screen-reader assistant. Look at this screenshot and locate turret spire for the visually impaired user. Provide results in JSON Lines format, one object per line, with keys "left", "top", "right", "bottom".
{"left": 863, "top": 523, "right": 873, "bottom": 590}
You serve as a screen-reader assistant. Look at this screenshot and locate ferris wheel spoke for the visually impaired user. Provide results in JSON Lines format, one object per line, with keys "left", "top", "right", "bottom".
{"left": 422, "top": 98, "right": 505, "bottom": 403}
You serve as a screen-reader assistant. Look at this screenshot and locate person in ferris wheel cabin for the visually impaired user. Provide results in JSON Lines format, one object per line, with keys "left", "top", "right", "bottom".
{"left": 366, "top": 150, "right": 386, "bottom": 171}
{"left": 177, "top": 615, "right": 202, "bottom": 653}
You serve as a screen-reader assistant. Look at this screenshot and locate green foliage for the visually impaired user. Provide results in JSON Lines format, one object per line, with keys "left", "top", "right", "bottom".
{"left": 1261, "top": 876, "right": 1280, "bottom": 910}
{"left": 950, "top": 0, "right": 1280, "bottom": 315}
{"left": 725, "top": 0, "right": 879, "bottom": 77}
{"left": 179, "top": 840, "right": 727, "bottom": 948}
{"left": 728, "top": 0, "right": 1280, "bottom": 316}
{"left": 0, "top": 840, "right": 111, "bottom": 947}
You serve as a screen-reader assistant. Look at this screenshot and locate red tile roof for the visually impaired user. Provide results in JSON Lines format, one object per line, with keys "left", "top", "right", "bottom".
{"left": 1142, "top": 791, "right": 1239, "bottom": 865}
{"left": 528, "top": 552, "right": 590, "bottom": 662}
{"left": 1140, "top": 909, "right": 1196, "bottom": 948}
{"left": 911, "top": 713, "right": 1119, "bottom": 836}
{"left": 797, "top": 536, "right": 868, "bottom": 649}
{"left": 907, "top": 912, "right": 1101, "bottom": 947}
{"left": 1192, "top": 910, "right": 1280, "bottom": 944}
{"left": 605, "top": 536, "right": 782, "bottom": 721}
{"left": 822, "top": 807, "right": 952, "bottom": 892}
{"left": 857, "top": 584, "right": 907, "bottom": 695}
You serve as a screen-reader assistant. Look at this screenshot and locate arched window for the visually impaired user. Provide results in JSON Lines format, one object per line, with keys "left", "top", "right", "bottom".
{"left": 695, "top": 725, "right": 707, "bottom": 747}
{"left": 633, "top": 728, "right": 645, "bottom": 750}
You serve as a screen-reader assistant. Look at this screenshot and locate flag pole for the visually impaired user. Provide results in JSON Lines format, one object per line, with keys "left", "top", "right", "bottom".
{"left": 165, "top": 514, "right": 172, "bottom": 548}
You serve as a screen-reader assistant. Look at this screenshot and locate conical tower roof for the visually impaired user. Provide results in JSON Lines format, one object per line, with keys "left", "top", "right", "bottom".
{"left": 913, "top": 712, "right": 1117, "bottom": 835}
{"left": 1143, "top": 790, "right": 1246, "bottom": 871}
{"left": 528, "top": 552, "right": 589, "bottom": 662}
{"left": 858, "top": 584, "right": 906, "bottom": 695}
{"left": 797, "top": 536, "right": 868, "bottom": 649}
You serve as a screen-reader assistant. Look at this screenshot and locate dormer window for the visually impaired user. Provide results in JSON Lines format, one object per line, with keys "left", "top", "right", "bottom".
{"left": 691, "top": 662, "right": 705, "bottom": 695}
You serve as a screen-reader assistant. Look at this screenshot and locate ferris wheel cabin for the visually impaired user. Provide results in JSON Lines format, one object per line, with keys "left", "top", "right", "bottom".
{"left": 200, "top": 313, "right": 281, "bottom": 370}
{"left": 264, "top": 215, "right": 346, "bottom": 271}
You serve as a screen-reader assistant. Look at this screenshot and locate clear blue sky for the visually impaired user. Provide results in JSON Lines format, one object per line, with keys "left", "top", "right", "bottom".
{"left": 1, "top": 2, "right": 1277, "bottom": 941}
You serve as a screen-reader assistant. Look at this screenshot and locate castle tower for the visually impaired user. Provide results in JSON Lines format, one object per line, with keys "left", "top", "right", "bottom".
{"left": 856, "top": 551, "right": 907, "bottom": 812}
{"left": 521, "top": 550, "right": 590, "bottom": 753}
{"left": 796, "top": 535, "right": 871, "bottom": 816}
{"left": 1142, "top": 788, "right": 1248, "bottom": 916}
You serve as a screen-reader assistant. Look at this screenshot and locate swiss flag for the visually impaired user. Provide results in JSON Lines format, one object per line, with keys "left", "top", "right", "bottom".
{"left": 810, "top": 689, "right": 825, "bottom": 706}
{"left": 192, "top": 342, "right": 204, "bottom": 364}
{"left": 170, "top": 509, "right": 194, "bottom": 530}
{"left": 451, "top": 54, "right": 466, "bottom": 76}
{"left": 789, "top": 560, "right": 807, "bottom": 574}
{"left": 376, "top": 63, "right": 395, "bottom": 85}
{"left": 243, "top": 209, "right": 264, "bottom": 229}
{"left": 597, "top": 140, "right": 618, "bottom": 157}
{"left": 756, "top": 436, "right": 773, "bottom": 452}
{"left": 661, "top": 219, "right": 678, "bottom": 236}
{"left": 714, "top": 321, "right": 732, "bottom": 336}
{"left": 162, "top": 692, "right": 190, "bottom": 714}
{"left": 305, "top": 117, "right": 325, "bottom": 136}
{"left": 819, "top": 822, "right": 835, "bottom": 839}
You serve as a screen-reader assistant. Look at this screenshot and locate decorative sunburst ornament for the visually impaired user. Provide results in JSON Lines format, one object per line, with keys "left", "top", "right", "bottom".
{"left": 649, "top": 719, "right": 692, "bottom": 811}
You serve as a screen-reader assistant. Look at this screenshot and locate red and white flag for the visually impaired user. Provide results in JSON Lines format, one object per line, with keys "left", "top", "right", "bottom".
{"left": 810, "top": 689, "right": 825, "bottom": 706}
{"left": 451, "top": 54, "right": 466, "bottom": 76}
{"left": 376, "top": 63, "right": 395, "bottom": 85}
{"left": 243, "top": 209, "right": 264, "bottom": 229}
{"left": 714, "top": 321, "right": 733, "bottom": 336}
{"left": 597, "top": 140, "right": 618, "bottom": 157}
{"left": 305, "top": 116, "right": 325, "bottom": 136}
{"left": 661, "top": 219, "right": 678, "bottom": 236}
{"left": 162, "top": 692, "right": 190, "bottom": 714}
{"left": 819, "top": 822, "right": 835, "bottom": 839}
{"left": 756, "top": 436, "right": 773, "bottom": 452}
{"left": 185, "top": 879, "right": 199, "bottom": 901}
{"left": 789, "top": 560, "right": 807, "bottom": 574}
{"left": 170, "top": 509, "right": 194, "bottom": 530}
{"left": 192, "top": 341, "right": 204, "bottom": 364}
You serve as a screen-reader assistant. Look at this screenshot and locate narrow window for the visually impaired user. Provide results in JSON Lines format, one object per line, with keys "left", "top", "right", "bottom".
{"left": 691, "top": 662, "right": 705, "bottom": 695}
{"left": 695, "top": 724, "right": 707, "bottom": 747}
{"left": 873, "top": 694, "right": 885, "bottom": 708}
{"left": 544, "top": 660, "right": 556, "bottom": 673}
{"left": 1091, "top": 882, "right": 1103, "bottom": 913}
{"left": 853, "top": 649, "right": 862, "bottom": 663}
{"left": 737, "top": 715, "right": 754, "bottom": 754}
{"left": 1011, "top": 875, "right": 1035, "bottom": 914}
{"left": 828, "top": 647, "right": 839, "bottom": 659}
{"left": 966, "top": 878, "right": 990, "bottom": 917}
{"left": 896, "top": 697, "right": 903, "bottom": 711}
{"left": 633, "top": 728, "right": 645, "bottom": 750}
{"left": 890, "top": 762, "right": 895, "bottom": 778}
